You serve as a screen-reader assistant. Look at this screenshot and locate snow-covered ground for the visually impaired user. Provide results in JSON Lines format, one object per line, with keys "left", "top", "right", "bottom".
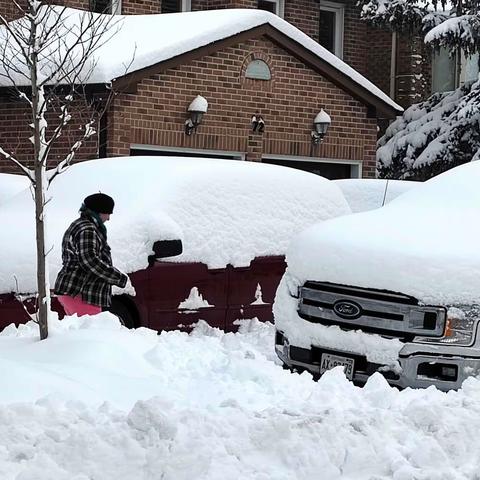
{"left": 1, "top": 314, "right": 480, "bottom": 479}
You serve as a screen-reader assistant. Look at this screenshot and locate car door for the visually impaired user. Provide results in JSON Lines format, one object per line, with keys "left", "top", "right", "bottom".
{"left": 146, "top": 260, "right": 228, "bottom": 331}
{"left": 225, "top": 256, "right": 287, "bottom": 331}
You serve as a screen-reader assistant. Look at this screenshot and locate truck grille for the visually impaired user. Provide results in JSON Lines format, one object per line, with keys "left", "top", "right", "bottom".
{"left": 299, "top": 282, "right": 446, "bottom": 340}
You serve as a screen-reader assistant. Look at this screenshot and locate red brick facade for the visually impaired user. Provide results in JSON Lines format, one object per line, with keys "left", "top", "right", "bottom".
{"left": 0, "top": 0, "right": 415, "bottom": 179}
{"left": 0, "top": 96, "right": 100, "bottom": 172}
{"left": 107, "top": 37, "right": 377, "bottom": 174}
{"left": 0, "top": 34, "right": 377, "bottom": 176}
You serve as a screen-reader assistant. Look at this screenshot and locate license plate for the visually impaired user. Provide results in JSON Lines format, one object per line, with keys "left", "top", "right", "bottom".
{"left": 320, "top": 353, "right": 355, "bottom": 380}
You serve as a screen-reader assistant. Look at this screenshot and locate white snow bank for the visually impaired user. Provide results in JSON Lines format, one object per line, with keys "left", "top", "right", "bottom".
{"left": 0, "top": 7, "right": 402, "bottom": 112}
{"left": 0, "top": 172, "right": 29, "bottom": 206}
{"left": 0, "top": 156, "right": 349, "bottom": 294}
{"left": 1, "top": 314, "right": 480, "bottom": 479}
{"left": 334, "top": 178, "right": 419, "bottom": 213}
{"left": 286, "top": 161, "right": 480, "bottom": 305}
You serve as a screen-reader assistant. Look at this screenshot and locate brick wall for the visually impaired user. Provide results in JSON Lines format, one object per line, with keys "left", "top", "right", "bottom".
{"left": 121, "top": 0, "right": 161, "bottom": 14}
{"left": 396, "top": 32, "right": 431, "bottom": 107}
{"left": 365, "top": 26, "right": 392, "bottom": 97}
{"left": 107, "top": 36, "right": 377, "bottom": 176}
{"left": 284, "top": 0, "right": 318, "bottom": 40}
{"left": 342, "top": 2, "right": 367, "bottom": 75}
{"left": 0, "top": 96, "right": 99, "bottom": 172}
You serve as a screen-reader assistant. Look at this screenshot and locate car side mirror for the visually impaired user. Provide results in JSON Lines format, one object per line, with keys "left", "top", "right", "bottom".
{"left": 148, "top": 239, "right": 183, "bottom": 266}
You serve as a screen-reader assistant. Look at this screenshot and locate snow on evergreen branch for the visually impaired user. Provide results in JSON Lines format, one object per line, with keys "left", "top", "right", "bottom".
{"left": 377, "top": 81, "right": 480, "bottom": 179}
{"left": 425, "top": 15, "right": 480, "bottom": 55}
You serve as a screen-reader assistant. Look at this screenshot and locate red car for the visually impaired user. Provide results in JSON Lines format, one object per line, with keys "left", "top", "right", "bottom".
{"left": 0, "top": 156, "right": 350, "bottom": 332}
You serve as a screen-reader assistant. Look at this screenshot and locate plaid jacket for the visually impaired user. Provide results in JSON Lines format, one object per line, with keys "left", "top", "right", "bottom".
{"left": 54, "top": 212, "right": 127, "bottom": 307}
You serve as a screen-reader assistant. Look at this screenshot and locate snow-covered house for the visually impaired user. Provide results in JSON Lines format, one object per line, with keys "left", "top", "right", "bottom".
{"left": 0, "top": 4, "right": 403, "bottom": 179}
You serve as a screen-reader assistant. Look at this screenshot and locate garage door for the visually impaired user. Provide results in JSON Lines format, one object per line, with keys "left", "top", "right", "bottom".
{"left": 130, "top": 146, "right": 244, "bottom": 160}
{"left": 262, "top": 157, "right": 360, "bottom": 180}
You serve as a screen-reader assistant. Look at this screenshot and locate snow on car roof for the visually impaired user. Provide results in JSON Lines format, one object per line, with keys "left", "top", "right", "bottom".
{"left": 0, "top": 7, "right": 402, "bottom": 113}
{"left": 0, "top": 173, "right": 29, "bottom": 206}
{"left": 334, "top": 178, "right": 420, "bottom": 213}
{"left": 0, "top": 156, "right": 350, "bottom": 295}
{"left": 287, "top": 161, "right": 480, "bottom": 305}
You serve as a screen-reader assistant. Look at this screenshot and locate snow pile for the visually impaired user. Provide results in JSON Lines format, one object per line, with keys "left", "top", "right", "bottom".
{"left": 0, "top": 172, "right": 29, "bottom": 206}
{"left": 1, "top": 314, "right": 480, "bottom": 479}
{"left": 0, "top": 6, "right": 401, "bottom": 112}
{"left": 334, "top": 178, "right": 419, "bottom": 213}
{"left": 0, "top": 156, "right": 349, "bottom": 294}
{"left": 284, "top": 161, "right": 480, "bottom": 306}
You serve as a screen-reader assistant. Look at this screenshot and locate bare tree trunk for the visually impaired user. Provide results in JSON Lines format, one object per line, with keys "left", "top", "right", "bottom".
{"left": 34, "top": 164, "right": 49, "bottom": 340}
{"left": 0, "top": 4, "right": 124, "bottom": 340}
{"left": 29, "top": 4, "right": 50, "bottom": 340}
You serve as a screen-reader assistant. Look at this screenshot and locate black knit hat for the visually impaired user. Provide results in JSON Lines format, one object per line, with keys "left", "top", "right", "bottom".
{"left": 83, "top": 193, "right": 115, "bottom": 214}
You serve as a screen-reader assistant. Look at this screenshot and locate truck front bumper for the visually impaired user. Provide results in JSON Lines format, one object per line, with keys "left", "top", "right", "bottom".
{"left": 275, "top": 330, "right": 480, "bottom": 391}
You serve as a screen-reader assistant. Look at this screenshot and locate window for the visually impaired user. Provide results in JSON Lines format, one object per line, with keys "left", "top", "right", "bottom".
{"left": 161, "top": 0, "right": 191, "bottom": 13}
{"left": 319, "top": 1, "right": 344, "bottom": 59}
{"left": 245, "top": 60, "right": 271, "bottom": 80}
{"left": 90, "top": 0, "right": 121, "bottom": 14}
{"left": 432, "top": 49, "right": 480, "bottom": 93}
{"left": 257, "top": 0, "right": 284, "bottom": 17}
{"left": 461, "top": 52, "right": 479, "bottom": 86}
{"left": 432, "top": 48, "right": 456, "bottom": 92}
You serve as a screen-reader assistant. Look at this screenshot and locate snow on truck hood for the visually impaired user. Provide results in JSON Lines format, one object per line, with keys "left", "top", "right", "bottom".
{"left": 286, "top": 161, "right": 480, "bottom": 306}
{"left": 0, "top": 156, "right": 349, "bottom": 295}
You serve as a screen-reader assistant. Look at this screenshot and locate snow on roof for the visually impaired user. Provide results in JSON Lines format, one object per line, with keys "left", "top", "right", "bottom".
{"left": 0, "top": 156, "right": 349, "bottom": 295}
{"left": 0, "top": 7, "right": 402, "bottom": 113}
{"left": 285, "top": 161, "right": 480, "bottom": 305}
{"left": 334, "top": 178, "right": 420, "bottom": 213}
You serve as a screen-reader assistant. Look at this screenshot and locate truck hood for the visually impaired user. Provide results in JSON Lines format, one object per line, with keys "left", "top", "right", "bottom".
{"left": 286, "top": 161, "right": 480, "bottom": 306}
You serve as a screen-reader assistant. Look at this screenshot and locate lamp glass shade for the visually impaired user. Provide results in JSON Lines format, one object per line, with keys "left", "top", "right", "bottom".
{"left": 315, "top": 121, "right": 329, "bottom": 135}
{"left": 190, "top": 110, "right": 204, "bottom": 126}
{"left": 313, "top": 108, "right": 331, "bottom": 135}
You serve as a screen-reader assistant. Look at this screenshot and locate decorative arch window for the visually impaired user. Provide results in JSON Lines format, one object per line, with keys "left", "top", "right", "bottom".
{"left": 245, "top": 59, "right": 272, "bottom": 81}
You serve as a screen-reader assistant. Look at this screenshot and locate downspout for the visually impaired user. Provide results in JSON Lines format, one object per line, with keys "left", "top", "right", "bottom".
{"left": 390, "top": 31, "right": 397, "bottom": 99}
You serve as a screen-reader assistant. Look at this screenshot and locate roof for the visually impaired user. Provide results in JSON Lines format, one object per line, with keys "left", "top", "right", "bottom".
{"left": 0, "top": 7, "right": 403, "bottom": 116}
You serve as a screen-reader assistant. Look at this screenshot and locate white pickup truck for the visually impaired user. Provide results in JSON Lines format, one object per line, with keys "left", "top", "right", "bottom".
{"left": 274, "top": 162, "right": 480, "bottom": 390}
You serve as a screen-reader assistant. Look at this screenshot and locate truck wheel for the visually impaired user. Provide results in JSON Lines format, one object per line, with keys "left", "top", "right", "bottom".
{"left": 109, "top": 299, "right": 136, "bottom": 329}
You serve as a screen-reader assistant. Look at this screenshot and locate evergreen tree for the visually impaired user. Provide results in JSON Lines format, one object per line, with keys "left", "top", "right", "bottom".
{"left": 357, "top": 0, "right": 480, "bottom": 179}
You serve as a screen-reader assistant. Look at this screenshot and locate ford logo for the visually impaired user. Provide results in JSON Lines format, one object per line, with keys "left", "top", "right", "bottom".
{"left": 333, "top": 300, "right": 361, "bottom": 319}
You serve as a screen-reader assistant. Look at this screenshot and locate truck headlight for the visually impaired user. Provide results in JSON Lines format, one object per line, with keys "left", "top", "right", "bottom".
{"left": 415, "top": 307, "right": 477, "bottom": 346}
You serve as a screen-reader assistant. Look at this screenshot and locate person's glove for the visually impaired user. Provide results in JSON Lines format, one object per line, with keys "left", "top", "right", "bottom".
{"left": 112, "top": 273, "right": 136, "bottom": 297}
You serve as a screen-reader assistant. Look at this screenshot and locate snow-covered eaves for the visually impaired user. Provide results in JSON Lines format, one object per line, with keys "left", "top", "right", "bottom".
{"left": 0, "top": 7, "right": 403, "bottom": 117}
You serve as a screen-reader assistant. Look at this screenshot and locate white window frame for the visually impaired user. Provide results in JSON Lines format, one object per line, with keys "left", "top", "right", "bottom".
{"left": 262, "top": 154, "right": 361, "bottom": 178}
{"left": 258, "top": 0, "right": 285, "bottom": 18}
{"left": 319, "top": 1, "right": 344, "bottom": 59}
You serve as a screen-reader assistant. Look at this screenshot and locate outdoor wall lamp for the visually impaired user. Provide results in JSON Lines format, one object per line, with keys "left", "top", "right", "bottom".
{"left": 185, "top": 95, "right": 208, "bottom": 135}
{"left": 311, "top": 108, "right": 331, "bottom": 145}
{"left": 251, "top": 113, "right": 265, "bottom": 133}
